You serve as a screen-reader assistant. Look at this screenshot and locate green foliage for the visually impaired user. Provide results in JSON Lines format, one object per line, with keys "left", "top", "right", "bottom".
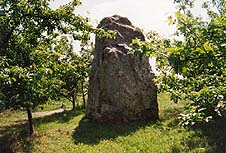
{"left": 0, "top": 0, "right": 100, "bottom": 134}
{"left": 0, "top": 0, "right": 89, "bottom": 109}
{"left": 131, "top": 0, "right": 226, "bottom": 125}
{"left": 168, "top": 0, "right": 226, "bottom": 125}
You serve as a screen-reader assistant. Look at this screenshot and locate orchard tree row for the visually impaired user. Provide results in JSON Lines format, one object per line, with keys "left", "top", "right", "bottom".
{"left": 0, "top": 0, "right": 111, "bottom": 135}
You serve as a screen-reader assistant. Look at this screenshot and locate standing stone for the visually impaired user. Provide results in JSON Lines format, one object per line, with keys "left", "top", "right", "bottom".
{"left": 86, "top": 15, "right": 158, "bottom": 122}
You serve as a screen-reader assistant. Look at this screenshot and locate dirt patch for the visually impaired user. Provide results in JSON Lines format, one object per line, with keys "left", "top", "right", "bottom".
{"left": 33, "top": 109, "right": 64, "bottom": 118}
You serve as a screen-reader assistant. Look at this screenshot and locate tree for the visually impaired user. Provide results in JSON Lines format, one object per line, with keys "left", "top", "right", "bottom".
{"left": 131, "top": 0, "right": 226, "bottom": 125}
{"left": 52, "top": 36, "right": 92, "bottom": 110}
{"left": 167, "top": 0, "right": 226, "bottom": 125}
{"left": 0, "top": 0, "right": 95, "bottom": 135}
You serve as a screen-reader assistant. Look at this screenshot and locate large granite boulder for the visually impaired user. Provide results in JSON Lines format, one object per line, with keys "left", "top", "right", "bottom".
{"left": 86, "top": 15, "right": 159, "bottom": 122}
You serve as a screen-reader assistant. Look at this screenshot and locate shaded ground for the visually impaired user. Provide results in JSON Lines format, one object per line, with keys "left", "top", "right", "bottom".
{"left": 186, "top": 119, "right": 226, "bottom": 153}
{"left": 0, "top": 109, "right": 80, "bottom": 153}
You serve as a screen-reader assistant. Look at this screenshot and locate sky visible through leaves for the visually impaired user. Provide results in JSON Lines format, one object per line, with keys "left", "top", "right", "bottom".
{"left": 50, "top": 0, "right": 206, "bottom": 72}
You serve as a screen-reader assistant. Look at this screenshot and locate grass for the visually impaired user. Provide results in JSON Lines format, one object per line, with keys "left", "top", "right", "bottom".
{"left": 0, "top": 93, "right": 225, "bottom": 153}
{"left": 34, "top": 98, "right": 73, "bottom": 112}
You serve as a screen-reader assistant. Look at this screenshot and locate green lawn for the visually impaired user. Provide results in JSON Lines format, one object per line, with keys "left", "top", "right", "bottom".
{"left": 0, "top": 93, "right": 225, "bottom": 153}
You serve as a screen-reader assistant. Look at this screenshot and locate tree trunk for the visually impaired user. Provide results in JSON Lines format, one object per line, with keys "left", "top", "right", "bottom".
{"left": 72, "top": 95, "right": 76, "bottom": 110}
{"left": 26, "top": 108, "right": 34, "bottom": 135}
{"left": 81, "top": 81, "right": 86, "bottom": 109}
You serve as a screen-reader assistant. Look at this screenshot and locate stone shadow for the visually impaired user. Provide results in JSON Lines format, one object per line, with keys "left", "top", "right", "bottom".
{"left": 72, "top": 120, "right": 154, "bottom": 145}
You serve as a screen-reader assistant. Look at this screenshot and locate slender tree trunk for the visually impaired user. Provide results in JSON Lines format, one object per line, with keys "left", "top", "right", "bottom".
{"left": 81, "top": 81, "right": 86, "bottom": 109}
{"left": 26, "top": 108, "right": 34, "bottom": 135}
{"left": 72, "top": 95, "right": 76, "bottom": 110}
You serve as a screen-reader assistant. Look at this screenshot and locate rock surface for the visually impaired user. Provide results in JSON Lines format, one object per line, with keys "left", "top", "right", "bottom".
{"left": 86, "top": 15, "right": 159, "bottom": 122}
